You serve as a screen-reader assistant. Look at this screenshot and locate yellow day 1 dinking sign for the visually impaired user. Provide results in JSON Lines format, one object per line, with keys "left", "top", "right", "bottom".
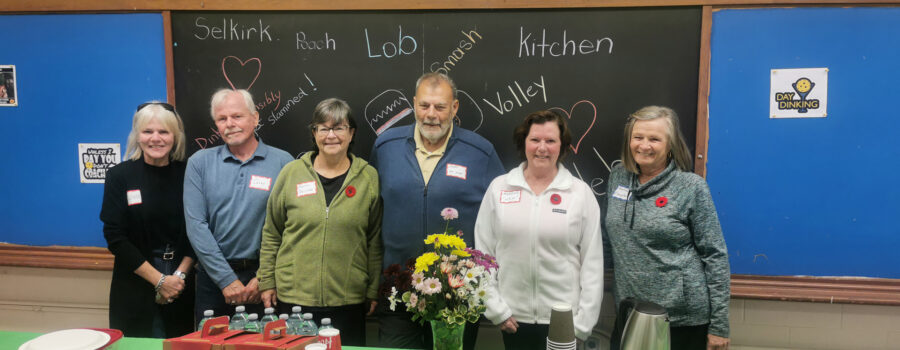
{"left": 770, "top": 68, "right": 828, "bottom": 119}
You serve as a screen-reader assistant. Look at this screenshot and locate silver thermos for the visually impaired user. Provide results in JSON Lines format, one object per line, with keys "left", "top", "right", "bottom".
{"left": 616, "top": 298, "right": 670, "bottom": 350}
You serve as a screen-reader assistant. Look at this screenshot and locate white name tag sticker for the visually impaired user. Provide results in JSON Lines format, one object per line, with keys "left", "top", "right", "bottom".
{"left": 296, "top": 181, "right": 318, "bottom": 197}
{"left": 612, "top": 185, "right": 631, "bottom": 201}
{"left": 249, "top": 175, "right": 272, "bottom": 191}
{"left": 500, "top": 190, "right": 521, "bottom": 204}
{"left": 446, "top": 163, "right": 467, "bottom": 180}
{"left": 126, "top": 189, "right": 142, "bottom": 206}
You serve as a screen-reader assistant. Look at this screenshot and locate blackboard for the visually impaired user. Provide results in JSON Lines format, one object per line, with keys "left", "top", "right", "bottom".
{"left": 709, "top": 7, "right": 900, "bottom": 278}
{"left": 172, "top": 8, "right": 701, "bottom": 201}
{"left": 0, "top": 13, "right": 167, "bottom": 247}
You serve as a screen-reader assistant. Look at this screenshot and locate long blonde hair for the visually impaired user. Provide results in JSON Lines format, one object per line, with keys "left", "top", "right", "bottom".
{"left": 125, "top": 103, "right": 186, "bottom": 162}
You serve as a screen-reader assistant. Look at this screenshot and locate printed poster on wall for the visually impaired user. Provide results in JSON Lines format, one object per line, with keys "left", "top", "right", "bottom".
{"left": 78, "top": 143, "right": 120, "bottom": 183}
{"left": 0, "top": 65, "right": 17, "bottom": 107}
{"left": 770, "top": 68, "right": 828, "bottom": 118}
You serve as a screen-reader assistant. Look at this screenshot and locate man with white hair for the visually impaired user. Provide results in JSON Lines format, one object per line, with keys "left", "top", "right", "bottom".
{"left": 184, "top": 89, "right": 293, "bottom": 322}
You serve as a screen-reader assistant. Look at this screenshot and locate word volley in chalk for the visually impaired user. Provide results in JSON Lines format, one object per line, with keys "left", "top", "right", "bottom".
{"left": 519, "top": 27, "right": 614, "bottom": 58}
{"left": 193, "top": 17, "right": 273, "bottom": 42}
{"left": 482, "top": 75, "right": 548, "bottom": 116}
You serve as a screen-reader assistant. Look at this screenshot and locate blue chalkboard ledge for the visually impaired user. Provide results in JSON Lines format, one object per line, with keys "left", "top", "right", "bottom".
{"left": 2, "top": 243, "right": 900, "bottom": 306}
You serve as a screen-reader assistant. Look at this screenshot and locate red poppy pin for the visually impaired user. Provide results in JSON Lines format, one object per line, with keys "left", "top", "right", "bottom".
{"left": 655, "top": 196, "right": 668, "bottom": 208}
{"left": 550, "top": 193, "right": 562, "bottom": 205}
{"left": 345, "top": 185, "right": 356, "bottom": 198}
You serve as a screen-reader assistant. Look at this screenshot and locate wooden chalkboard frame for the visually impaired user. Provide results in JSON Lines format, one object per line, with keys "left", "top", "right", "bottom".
{"left": 3, "top": 1, "right": 900, "bottom": 306}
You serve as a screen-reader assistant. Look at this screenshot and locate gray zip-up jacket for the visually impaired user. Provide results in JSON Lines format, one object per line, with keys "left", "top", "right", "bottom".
{"left": 605, "top": 162, "right": 730, "bottom": 337}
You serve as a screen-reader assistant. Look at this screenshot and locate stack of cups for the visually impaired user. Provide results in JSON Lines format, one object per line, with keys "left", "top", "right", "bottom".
{"left": 547, "top": 303, "right": 576, "bottom": 350}
{"left": 318, "top": 328, "right": 342, "bottom": 350}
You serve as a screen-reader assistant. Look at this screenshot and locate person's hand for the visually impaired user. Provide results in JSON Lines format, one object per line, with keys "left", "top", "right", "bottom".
{"left": 222, "top": 280, "right": 246, "bottom": 305}
{"left": 707, "top": 334, "right": 730, "bottom": 350}
{"left": 242, "top": 278, "right": 261, "bottom": 304}
{"left": 499, "top": 316, "right": 518, "bottom": 334}
{"left": 157, "top": 275, "right": 185, "bottom": 300}
{"left": 367, "top": 299, "right": 378, "bottom": 316}
{"left": 261, "top": 289, "right": 277, "bottom": 308}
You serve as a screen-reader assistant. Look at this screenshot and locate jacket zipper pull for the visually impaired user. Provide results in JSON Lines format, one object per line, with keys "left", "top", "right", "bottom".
{"left": 325, "top": 207, "right": 329, "bottom": 219}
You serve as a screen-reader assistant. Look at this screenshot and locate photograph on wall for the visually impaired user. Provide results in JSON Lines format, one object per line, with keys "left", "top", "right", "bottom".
{"left": 78, "top": 143, "right": 120, "bottom": 183}
{"left": 770, "top": 67, "right": 828, "bottom": 118}
{"left": 0, "top": 65, "right": 17, "bottom": 107}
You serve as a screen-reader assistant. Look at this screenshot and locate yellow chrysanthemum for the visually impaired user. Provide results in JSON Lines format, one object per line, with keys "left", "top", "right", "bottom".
{"left": 414, "top": 252, "right": 440, "bottom": 273}
{"left": 424, "top": 234, "right": 438, "bottom": 245}
{"left": 442, "top": 235, "right": 467, "bottom": 250}
{"left": 451, "top": 249, "right": 471, "bottom": 257}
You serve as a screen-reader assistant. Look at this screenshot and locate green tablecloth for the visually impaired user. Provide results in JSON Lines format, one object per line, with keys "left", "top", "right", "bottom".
{"left": 0, "top": 330, "right": 403, "bottom": 350}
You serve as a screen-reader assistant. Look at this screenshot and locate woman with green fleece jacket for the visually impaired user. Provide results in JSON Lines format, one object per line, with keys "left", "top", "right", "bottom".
{"left": 257, "top": 98, "right": 382, "bottom": 346}
{"left": 606, "top": 106, "right": 730, "bottom": 350}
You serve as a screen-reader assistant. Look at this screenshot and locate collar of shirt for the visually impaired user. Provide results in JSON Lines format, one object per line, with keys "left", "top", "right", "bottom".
{"left": 217, "top": 138, "right": 270, "bottom": 163}
{"left": 507, "top": 161, "right": 574, "bottom": 193}
{"left": 413, "top": 123, "right": 453, "bottom": 157}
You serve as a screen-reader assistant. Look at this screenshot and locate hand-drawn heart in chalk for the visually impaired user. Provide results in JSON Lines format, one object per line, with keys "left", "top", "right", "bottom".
{"left": 221, "top": 56, "right": 262, "bottom": 91}
{"left": 549, "top": 100, "right": 597, "bottom": 154}
{"left": 454, "top": 90, "right": 485, "bottom": 132}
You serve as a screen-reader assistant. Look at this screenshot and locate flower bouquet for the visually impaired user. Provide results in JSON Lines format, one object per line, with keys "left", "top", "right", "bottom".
{"left": 388, "top": 208, "right": 499, "bottom": 350}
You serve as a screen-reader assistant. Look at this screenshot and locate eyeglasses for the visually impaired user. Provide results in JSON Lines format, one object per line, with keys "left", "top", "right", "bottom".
{"left": 137, "top": 102, "right": 176, "bottom": 114}
{"left": 315, "top": 125, "right": 351, "bottom": 136}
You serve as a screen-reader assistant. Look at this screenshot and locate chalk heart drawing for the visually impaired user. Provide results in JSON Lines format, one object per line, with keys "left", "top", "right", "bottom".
{"left": 549, "top": 100, "right": 597, "bottom": 154}
{"left": 454, "top": 90, "right": 484, "bottom": 132}
{"left": 221, "top": 56, "right": 262, "bottom": 91}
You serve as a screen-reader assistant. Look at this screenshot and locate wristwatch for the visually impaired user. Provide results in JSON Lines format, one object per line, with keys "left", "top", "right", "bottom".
{"left": 173, "top": 271, "right": 187, "bottom": 280}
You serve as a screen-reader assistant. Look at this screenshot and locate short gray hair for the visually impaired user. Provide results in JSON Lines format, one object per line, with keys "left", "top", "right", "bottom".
{"left": 415, "top": 72, "right": 457, "bottom": 99}
{"left": 209, "top": 88, "right": 256, "bottom": 119}
{"left": 620, "top": 106, "right": 693, "bottom": 174}
{"left": 125, "top": 102, "right": 186, "bottom": 162}
{"left": 309, "top": 98, "right": 356, "bottom": 152}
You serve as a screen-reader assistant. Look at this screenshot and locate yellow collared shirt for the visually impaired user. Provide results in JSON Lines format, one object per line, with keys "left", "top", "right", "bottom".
{"left": 414, "top": 124, "right": 453, "bottom": 186}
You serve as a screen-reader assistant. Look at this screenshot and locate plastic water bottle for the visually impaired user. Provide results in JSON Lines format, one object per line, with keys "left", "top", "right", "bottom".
{"left": 229, "top": 305, "right": 249, "bottom": 330}
{"left": 260, "top": 307, "right": 278, "bottom": 331}
{"left": 299, "top": 313, "right": 318, "bottom": 336}
{"left": 279, "top": 313, "right": 289, "bottom": 321}
{"left": 319, "top": 317, "right": 334, "bottom": 330}
{"left": 198, "top": 309, "right": 215, "bottom": 330}
{"left": 244, "top": 313, "right": 261, "bottom": 333}
{"left": 287, "top": 306, "right": 303, "bottom": 335}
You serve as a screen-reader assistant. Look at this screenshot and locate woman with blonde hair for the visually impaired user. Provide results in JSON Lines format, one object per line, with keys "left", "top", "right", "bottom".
{"left": 100, "top": 102, "right": 195, "bottom": 337}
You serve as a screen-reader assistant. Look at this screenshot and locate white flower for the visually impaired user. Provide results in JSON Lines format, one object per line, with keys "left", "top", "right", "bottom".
{"left": 388, "top": 287, "right": 399, "bottom": 311}
{"left": 421, "top": 277, "right": 442, "bottom": 295}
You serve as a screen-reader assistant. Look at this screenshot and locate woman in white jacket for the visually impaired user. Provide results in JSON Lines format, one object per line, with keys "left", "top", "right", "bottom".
{"left": 475, "top": 110, "right": 604, "bottom": 349}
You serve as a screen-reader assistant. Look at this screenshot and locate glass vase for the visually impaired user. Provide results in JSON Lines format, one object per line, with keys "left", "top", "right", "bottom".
{"left": 430, "top": 319, "right": 464, "bottom": 350}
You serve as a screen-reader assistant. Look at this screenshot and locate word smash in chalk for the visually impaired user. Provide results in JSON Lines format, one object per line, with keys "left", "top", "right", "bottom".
{"left": 193, "top": 17, "right": 273, "bottom": 42}
{"left": 519, "top": 27, "right": 613, "bottom": 58}
{"left": 429, "top": 29, "right": 482, "bottom": 75}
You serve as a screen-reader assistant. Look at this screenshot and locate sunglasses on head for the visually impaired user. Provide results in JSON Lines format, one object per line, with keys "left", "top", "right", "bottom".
{"left": 137, "top": 102, "right": 176, "bottom": 113}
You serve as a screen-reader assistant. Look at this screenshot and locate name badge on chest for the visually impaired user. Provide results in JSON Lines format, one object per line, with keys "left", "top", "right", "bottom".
{"left": 296, "top": 181, "right": 317, "bottom": 197}
{"left": 249, "top": 175, "right": 272, "bottom": 191}
{"left": 446, "top": 163, "right": 467, "bottom": 180}
{"left": 126, "top": 189, "right": 142, "bottom": 206}
{"left": 500, "top": 190, "right": 521, "bottom": 204}
{"left": 612, "top": 185, "right": 631, "bottom": 201}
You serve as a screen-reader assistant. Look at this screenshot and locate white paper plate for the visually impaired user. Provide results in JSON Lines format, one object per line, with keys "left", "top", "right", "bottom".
{"left": 19, "top": 329, "right": 111, "bottom": 350}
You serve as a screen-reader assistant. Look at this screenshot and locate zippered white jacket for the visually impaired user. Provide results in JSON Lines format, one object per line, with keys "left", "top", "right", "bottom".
{"left": 474, "top": 163, "right": 604, "bottom": 340}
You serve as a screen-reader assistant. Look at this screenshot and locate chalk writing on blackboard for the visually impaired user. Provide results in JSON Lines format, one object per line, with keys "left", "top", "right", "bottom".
{"left": 548, "top": 100, "right": 596, "bottom": 154}
{"left": 296, "top": 31, "right": 336, "bottom": 51}
{"left": 266, "top": 73, "right": 318, "bottom": 126}
{"left": 366, "top": 89, "right": 413, "bottom": 135}
{"left": 256, "top": 90, "right": 282, "bottom": 112}
{"left": 365, "top": 26, "right": 418, "bottom": 58}
{"left": 518, "top": 27, "right": 614, "bottom": 58}
{"left": 482, "top": 75, "right": 548, "bottom": 116}
{"left": 222, "top": 56, "right": 262, "bottom": 90}
{"left": 194, "top": 17, "right": 274, "bottom": 42}
{"left": 429, "top": 29, "right": 483, "bottom": 75}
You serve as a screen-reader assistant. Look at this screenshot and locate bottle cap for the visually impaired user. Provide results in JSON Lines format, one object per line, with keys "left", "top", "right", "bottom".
{"left": 265, "top": 307, "right": 275, "bottom": 314}
{"left": 321, "top": 318, "right": 331, "bottom": 324}
{"left": 249, "top": 313, "right": 258, "bottom": 320}
{"left": 292, "top": 306, "right": 302, "bottom": 313}
{"left": 204, "top": 310, "right": 214, "bottom": 316}
{"left": 279, "top": 314, "right": 289, "bottom": 320}
{"left": 236, "top": 305, "right": 245, "bottom": 312}
{"left": 303, "top": 313, "right": 312, "bottom": 319}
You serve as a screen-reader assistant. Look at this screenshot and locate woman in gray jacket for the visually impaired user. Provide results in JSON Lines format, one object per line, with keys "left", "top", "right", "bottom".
{"left": 606, "top": 106, "right": 730, "bottom": 350}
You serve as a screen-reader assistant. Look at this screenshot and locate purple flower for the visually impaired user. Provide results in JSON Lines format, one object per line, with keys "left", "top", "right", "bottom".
{"left": 441, "top": 207, "right": 459, "bottom": 221}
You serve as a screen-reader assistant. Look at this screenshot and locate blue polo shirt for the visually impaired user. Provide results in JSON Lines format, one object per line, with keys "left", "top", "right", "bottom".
{"left": 184, "top": 141, "right": 294, "bottom": 289}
